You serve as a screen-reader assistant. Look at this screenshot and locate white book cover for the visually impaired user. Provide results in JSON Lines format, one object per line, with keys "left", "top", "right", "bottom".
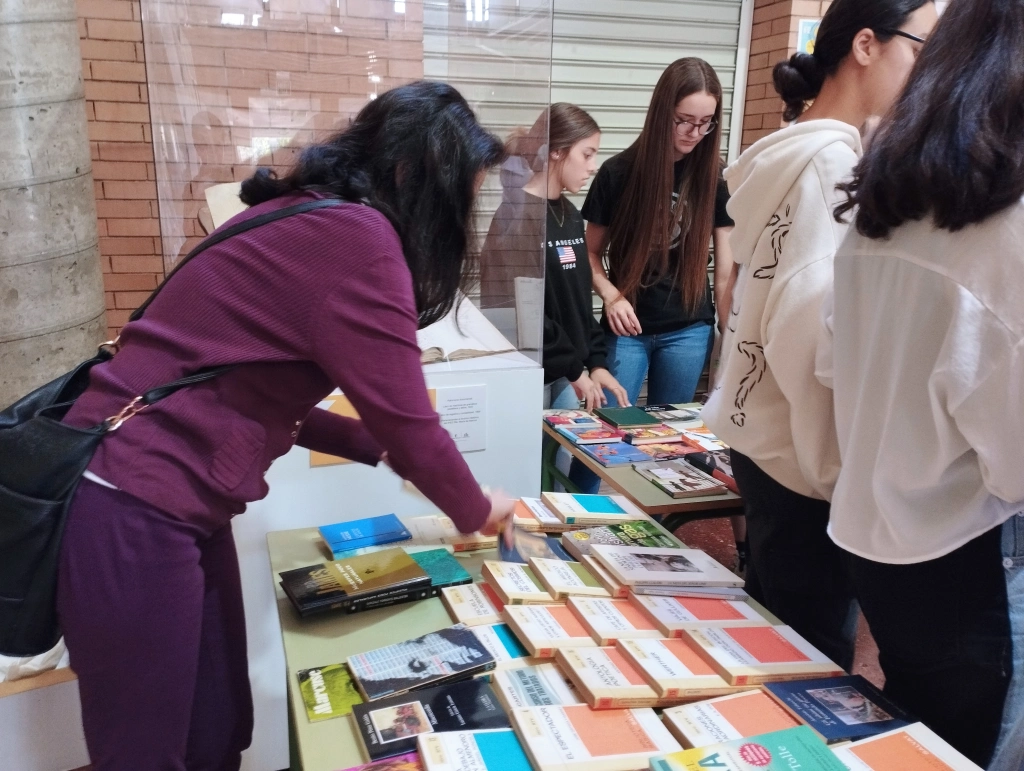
{"left": 540, "top": 493, "right": 646, "bottom": 525}
{"left": 441, "top": 584, "right": 502, "bottom": 627}
{"left": 682, "top": 625, "right": 844, "bottom": 685}
{"left": 510, "top": 704, "right": 681, "bottom": 771}
{"left": 567, "top": 597, "right": 662, "bottom": 645}
{"left": 631, "top": 584, "right": 750, "bottom": 600}
{"left": 502, "top": 605, "right": 596, "bottom": 658}
{"left": 482, "top": 561, "right": 555, "bottom": 605}
{"left": 515, "top": 498, "right": 568, "bottom": 531}
{"left": 530, "top": 558, "right": 610, "bottom": 600}
{"left": 590, "top": 545, "right": 742, "bottom": 588}
{"left": 554, "top": 647, "right": 659, "bottom": 709}
{"left": 419, "top": 728, "right": 532, "bottom": 771}
{"left": 579, "top": 555, "right": 628, "bottom": 598}
{"left": 615, "top": 637, "right": 739, "bottom": 699}
{"left": 492, "top": 664, "right": 582, "bottom": 710}
{"left": 471, "top": 623, "right": 534, "bottom": 670}
{"left": 661, "top": 690, "right": 800, "bottom": 748}
{"left": 403, "top": 514, "right": 497, "bottom": 552}
{"left": 628, "top": 594, "right": 771, "bottom": 637}
{"left": 830, "top": 722, "right": 984, "bottom": 770}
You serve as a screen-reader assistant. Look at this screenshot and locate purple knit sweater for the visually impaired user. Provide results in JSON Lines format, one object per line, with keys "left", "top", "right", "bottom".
{"left": 64, "top": 192, "right": 490, "bottom": 534}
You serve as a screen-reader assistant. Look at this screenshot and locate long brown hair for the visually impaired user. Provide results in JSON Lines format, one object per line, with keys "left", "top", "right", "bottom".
{"left": 607, "top": 58, "right": 723, "bottom": 315}
{"left": 507, "top": 103, "right": 600, "bottom": 173}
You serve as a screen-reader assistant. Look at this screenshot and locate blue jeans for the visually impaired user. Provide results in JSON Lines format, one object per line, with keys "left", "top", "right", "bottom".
{"left": 991, "top": 513, "right": 1024, "bottom": 771}
{"left": 544, "top": 378, "right": 601, "bottom": 494}
{"left": 605, "top": 322, "right": 714, "bottom": 406}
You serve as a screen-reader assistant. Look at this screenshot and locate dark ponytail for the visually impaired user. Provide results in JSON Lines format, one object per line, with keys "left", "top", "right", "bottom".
{"left": 773, "top": 0, "right": 933, "bottom": 121}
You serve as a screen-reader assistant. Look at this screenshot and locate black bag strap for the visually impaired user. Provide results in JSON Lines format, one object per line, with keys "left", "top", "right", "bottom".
{"left": 97, "top": 197, "right": 347, "bottom": 429}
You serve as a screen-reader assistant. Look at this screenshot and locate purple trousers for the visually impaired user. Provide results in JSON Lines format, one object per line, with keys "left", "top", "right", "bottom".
{"left": 57, "top": 479, "right": 254, "bottom": 770}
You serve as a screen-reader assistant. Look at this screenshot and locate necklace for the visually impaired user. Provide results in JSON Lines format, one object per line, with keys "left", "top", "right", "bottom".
{"left": 548, "top": 197, "right": 566, "bottom": 228}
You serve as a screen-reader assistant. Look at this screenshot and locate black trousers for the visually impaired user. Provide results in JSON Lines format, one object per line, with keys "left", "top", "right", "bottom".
{"left": 844, "top": 525, "right": 1011, "bottom": 767}
{"left": 731, "top": 450, "right": 858, "bottom": 672}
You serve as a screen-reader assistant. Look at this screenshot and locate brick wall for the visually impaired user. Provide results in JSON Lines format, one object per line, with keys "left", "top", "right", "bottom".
{"left": 76, "top": 0, "right": 423, "bottom": 335}
{"left": 741, "top": 0, "right": 831, "bottom": 150}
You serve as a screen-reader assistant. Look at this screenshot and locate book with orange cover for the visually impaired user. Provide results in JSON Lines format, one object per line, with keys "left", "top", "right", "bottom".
{"left": 627, "top": 594, "right": 771, "bottom": 637}
{"left": 830, "top": 723, "right": 984, "bottom": 770}
{"left": 567, "top": 597, "right": 662, "bottom": 645}
{"left": 681, "top": 626, "right": 844, "bottom": 685}
{"left": 512, "top": 498, "right": 572, "bottom": 533}
{"left": 440, "top": 583, "right": 504, "bottom": 627}
{"left": 615, "top": 637, "right": 748, "bottom": 700}
{"left": 481, "top": 561, "right": 556, "bottom": 605}
{"left": 501, "top": 604, "right": 596, "bottom": 658}
{"left": 660, "top": 689, "right": 800, "bottom": 748}
{"left": 554, "top": 646, "right": 661, "bottom": 709}
{"left": 510, "top": 704, "right": 681, "bottom": 771}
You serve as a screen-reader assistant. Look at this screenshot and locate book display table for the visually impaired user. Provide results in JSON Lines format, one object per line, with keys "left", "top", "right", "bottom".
{"left": 267, "top": 520, "right": 777, "bottom": 771}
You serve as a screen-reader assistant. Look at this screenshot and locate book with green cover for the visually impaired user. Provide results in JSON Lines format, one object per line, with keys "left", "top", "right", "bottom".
{"left": 297, "top": 662, "right": 363, "bottom": 722}
{"left": 279, "top": 548, "right": 431, "bottom": 617}
{"left": 650, "top": 726, "right": 846, "bottom": 771}
{"left": 593, "top": 406, "right": 662, "bottom": 428}
{"left": 410, "top": 548, "right": 473, "bottom": 595}
{"left": 560, "top": 521, "right": 681, "bottom": 560}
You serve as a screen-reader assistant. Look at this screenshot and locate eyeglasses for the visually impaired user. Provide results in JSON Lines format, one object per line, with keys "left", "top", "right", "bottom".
{"left": 673, "top": 118, "right": 717, "bottom": 136}
{"left": 881, "top": 29, "right": 927, "bottom": 44}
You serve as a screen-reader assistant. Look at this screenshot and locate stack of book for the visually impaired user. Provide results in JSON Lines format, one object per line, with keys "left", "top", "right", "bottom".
{"left": 528, "top": 557, "right": 611, "bottom": 600}
{"left": 621, "top": 425, "right": 684, "bottom": 445}
{"left": 440, "top": 583, "right": 505, "bottom": 627}
{"left": 481, "top": 561, "right": 556, "bottom": 605}
{"left": 560, "top": 520, "right": 682, "bottom": 561}
{"left": 627, "top": 594, "right": 773, "bottom": 637}
{"left": 542, "top": 409, "right": 604, "bottom": 429}
{"left": 511, "top": 497, "right": 571, "bottom": 533}
{"left": 579, "top": 441, "right": 656, "bottom": 467}
{"left": 567, "top": 597, "right": 663, "bottom": 646}
{"left": 319, "top": 513, "right": 411, "bottom": 559}
{"left": 660, "top": 689, "right": 801, "bottom": 748}
{"left": 554, "top": 646, "right": 665, "bottom": 709}
{"left": 540, "top": 493, "right": 646, "bottom": 527}
{"left": 588, "top": 544, "right": 747, "bottom": 600}
{"left": 502, "top": 604, "right": 597, "bottom": 658}
{"left": 632, "top": 460, "right": 728, "bottom": 499}
{"left": 614, "top": 637, "right": 743, "bottom": 701}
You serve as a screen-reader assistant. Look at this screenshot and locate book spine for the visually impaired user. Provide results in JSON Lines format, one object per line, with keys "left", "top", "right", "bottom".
{"left": 345, "top": 587, "right": 431, "bottom": 614}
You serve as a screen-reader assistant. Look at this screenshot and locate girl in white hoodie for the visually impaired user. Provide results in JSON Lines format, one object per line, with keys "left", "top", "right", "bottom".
{"left": 702, "top": 0, "right": 938, "bottom": 672}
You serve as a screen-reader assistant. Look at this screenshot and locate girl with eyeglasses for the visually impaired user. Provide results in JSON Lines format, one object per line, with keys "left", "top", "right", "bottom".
{"left": 582, "top": 58, "right": 735, "bottom": 410}
{"left": 702, "top": 0, "right": 937, "bottom": 675}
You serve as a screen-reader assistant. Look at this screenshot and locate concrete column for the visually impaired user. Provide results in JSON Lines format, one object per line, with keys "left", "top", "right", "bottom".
{"left": 0, "top": 0, "right": 106, "bottom": 409}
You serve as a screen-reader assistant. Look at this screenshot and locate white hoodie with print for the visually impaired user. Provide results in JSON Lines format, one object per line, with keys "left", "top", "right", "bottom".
{"left": 702, "top": 120, "right": 862, "bottom": 500}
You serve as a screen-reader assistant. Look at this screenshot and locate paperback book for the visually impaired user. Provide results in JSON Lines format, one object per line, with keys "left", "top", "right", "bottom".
{"left": 593, "top": 406, "right": 663, "bottom": 428}
{"left": 590, "top": 545, "right": 743, "bottom": 588}
{"left": 615, "top": 637, "right": 742, "bottom": 700}
{"left": 566, "top": 597, "right": 662, "bottom": 645}
{"left": 528, "top": 557, "right": 610, "bottom": 599}
{"left": 510, "top": 704, "right": 681, "bottom": 771}
{"left": 579, "top": 555, "right": 628, "bottom": 598}
{"left": 540, "top": 493, "right": 646, "bottom": 526}
{"left": 678, "top": 424, "right": 727, "bottom": 452}
{"left": 279, "top": 548, "right": 431, "bottom": 618}
{"left": 829, "top": 723, "right": 984, "bottom": 771}
{"left": 347, "top": 626, "right": 497, "bottom": 701}
{"left": 403, "top": 515, "right": 497, "bottom": 552}
{"left": 340, "top": 752, "right": 422, "bottom": 771}
{"left": 296, "top": 662, "right": 363, "bottom": 722}
{"left": 555, "top": 425, "right": 624, "bottom": 445}
{"left": 554, "top": 646, "right": 661, "bottom": 709}
{"left": 560, "top": 521, "right": 681, "bottom": 561}
{"left": 680, "top": 450, "right": 739, "bottom": 495}
{"left": 622, "top": 425, "right": 684, "bottom": 445}
{"left": 651, "top": 726, "right": 847, "bottom": 771}
{"left": 512, "top": 497, "right": 570, "bottom": 533}
{"left": 542, "top": 409, "right": 604, "bottom": 429}
{"left": 319, "top": 513, "right": 412, "bottom": 557}
{"left": 634, "top": 443, "right": 698, "bottom": 462}
{"left": 499, "top": 530, "right": 575, "bottom": 564}
{"left": 628, "top": 595, "right": 771, "bottom": 637}
{"left": 661, "top": 690, "right": 800, "bottom": 748}
{"left": 352, "top": 679, "right": 509, "bottom": 761}
{"left": 410, "top": 549, "right": 473, "bottom": 596}
{"left": 481, "top": 561, "right": 556, "bottom": 605}
{"left": 470, "top": 623, "right": 533, "bottom": 670}
{"left": 763, "top": 675, "right": 913, "bottom": 744}
{"left": 418, "top": 729, "right": 533, "bottom": 771}
{"left": 440, "top": 583, "right": 504, "bottom": 627}
{"left": 501, "top": 604, "right": 597, "bottom": 657}
{"left": 681, "top": 626, "right": 844, "bottom": 685}
{"left": 632, "top": 461, "right": 728, "bottom": 499}
{"left": 491, "top": 663, "right": 582, "bottom": 712}
{"left": 579, "top": 441, "right": 655, "bottom": 467}
{"left": 639, "top": 405, "right": 700, "bottom": 422}
{"left": 631, "top": 584, "right": 751, "bottom": 601}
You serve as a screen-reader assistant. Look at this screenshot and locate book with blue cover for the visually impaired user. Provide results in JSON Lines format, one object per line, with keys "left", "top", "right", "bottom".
{"left": 579, "top": 441, "right": 653, "bottom": 467}
{"left": 320, "top": 514, "right": 411, "bottom": 556}
{"left": 499, "top": 528, "right": 574, "bottom": 563}
{"left": 763, "top": 675, "right": 913, "bottom": 744}
{"left": 418, "top": 728, "right": 532, "bottom": 771}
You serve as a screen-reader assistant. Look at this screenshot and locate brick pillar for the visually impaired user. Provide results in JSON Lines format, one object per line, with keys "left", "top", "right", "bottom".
{"left": 741, "top": 0, "right": 832, "bottom": 150}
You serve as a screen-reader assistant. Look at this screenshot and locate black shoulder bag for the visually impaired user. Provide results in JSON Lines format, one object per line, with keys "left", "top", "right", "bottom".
{"left": 0, "top": 197, "right": 344, "bottom": 657}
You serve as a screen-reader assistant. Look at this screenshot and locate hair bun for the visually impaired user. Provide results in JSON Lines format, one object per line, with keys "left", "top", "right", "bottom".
{"left": 773, "top": 52, "right": 826, "bottom": 122}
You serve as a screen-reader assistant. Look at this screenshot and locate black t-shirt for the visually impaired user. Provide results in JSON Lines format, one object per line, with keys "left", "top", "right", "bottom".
{"left": 581, "top": 150, "right": 734, "bottom": 335}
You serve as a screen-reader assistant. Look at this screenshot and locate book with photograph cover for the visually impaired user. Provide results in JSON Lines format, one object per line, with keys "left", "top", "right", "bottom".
{"left": 501, "top": 604, "right": 597, "bottom": 658}
{"left": 590, "top": 545, "right": 742, "bottom": 588}
{"left": 579, "top": 441, "right": 656, "bottom": 468}
{"left": 529, "top": 557, "right": 610, "bottom": 600}
{"left": 632, "top": 461, "right": 728, "bottom": 499}
{"left": 347, "top": 626, "right": 497, "bottom": 702}
{"left": 296, "top": 662, "right": 363, "bottom": 722}
{"left": 634, "top": 443, "right": 698, "bottom": 461}
{"left": 627, "top": 595, "right": 771, "bottom": 637}
{"left": 540, "top": 493, "right": 646, "bottom": 526}
{"left": 491, "top": 663, "right": 582, "bottom": 713}
{"left": 567, "top": 597, "right": 662, "bottom": 645}
{"left": 543, "top": 410, "right": 603, "bottom": 429}
{"left": 470, "top": 623, "right": 534, "bottom": 670}
{"left": 680, "top": 450, "right": 739, "bottom": 494}
{"left": 410, "top": 549, "right": 473, "bottom": 596}
{"left": 555, "top": 425, "right": 625, "bottom": 445}
{"left": 622, "top": 425, "right": 684, "bottom": 445}
{"left": 681, "top": 626, "right": 844, "bottom": 686}
{"left": 763, "top": 675, "right": 913, "bottom": 744}
{"left": 352, "top": 679, "right": 509, "bottom": 761}
{"left": 339, "top": 751, "right": 423, "bottom": 771}
{"left": 499, "top": 530, "right": 575, "bottom": 564}
{"left": 440, "top": 583, "right": 504, "bottom": 627}
{"left": 651, "top": 726, "right": 847, "bottom": 771}
{"left": 638, "top": 405, "right": 700, "bottom": 422}
{"left": 661, "top": 690, "right": 800, "bottom": 748}
{"left": 560, "top": 521, "right": 681, "bottom": 561}
{"left": 829, "top": 723, "right": 984, "bottom": 771}
{"left": 593, "top": 406, "right": 663, "bottom": 428}
{"left": 510, "top": 704, "right": 681, "bottom": 771}
{"left": 481, "top": 561, "right": 556, "bottom": 605}
{"left": 418, "top": 729, "right": 532, "bottom": 771}
{"left": 615, "top": 637, "right": 743, "bottom": 700}
{"left": 554, "top": 646, "right": 661, "bottom": 709}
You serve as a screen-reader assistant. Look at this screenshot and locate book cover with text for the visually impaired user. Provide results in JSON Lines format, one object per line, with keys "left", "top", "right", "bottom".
{"left": 481, "top": 561, "right": 556, "bottom": 605}
{"left": 830, "top": 723, "right": 983, "bottom": 770}
{"left": 296, "top": 662, "right": 363, "bottom": 722}
{"left": 419, "top": 729, "right": 532, "bottom": 771}
{"left": 491, "top": 663, "right": 582, "bottom": 712}
{"left": 441, "top": 584, "right": 503, "bottom": 627}
{"left": 529, "top": 557, "right": 610, "bottom": 600}
{"left": 502, "top": 604, "right": 597, "bottom": 658}
{"left": 554, "top": 646, "right": 661, "bottom": 709}
{"left": 651, "top": 726, "right": 846, "bottom": 771}
{"left": 616, "top": 637, "right": 743, "bottom": 700}
{"left": 628, "top": 595, "right": 771, "bottom": 637}
{"left": 567, "top": 597, "right": 662, "bottom": 645}
{"left": 661, "top": 690, "right": 800, "bottom": 748}
{"left": 590, "top": 545, "right": 742, "bottom": 588}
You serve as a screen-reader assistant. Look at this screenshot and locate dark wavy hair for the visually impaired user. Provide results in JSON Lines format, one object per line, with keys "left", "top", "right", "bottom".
{"left": 836, "top": 0, "right": 1024, "bottom": 238}
{"left": 240, "top": 81, "right": 505, "bottom": 327}
{"left": 774, "top": 0, "right": 933, "bottom": 122}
